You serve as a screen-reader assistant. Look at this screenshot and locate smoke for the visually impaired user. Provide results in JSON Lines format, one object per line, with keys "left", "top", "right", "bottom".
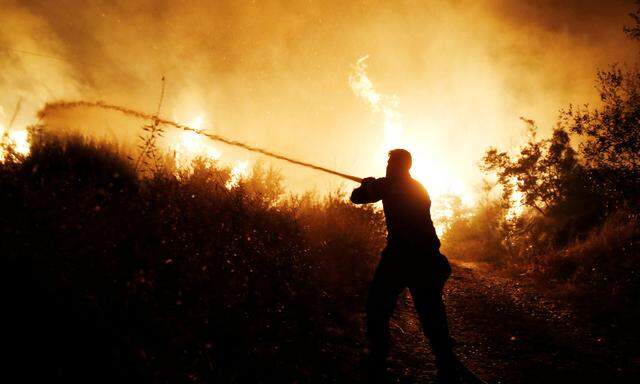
{"left": 40, "top": 100, "right": 363, "bottom": 182}
{"left": 1, "top": 0, "right": 637, "bottom": 194}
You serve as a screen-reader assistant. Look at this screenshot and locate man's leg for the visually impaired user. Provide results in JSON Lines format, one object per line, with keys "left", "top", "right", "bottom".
{"left": 409, "top": 283, "right": 457, "bottom": 380}
{"left": 365, "top": 258, "right": 404, "bottom": 372}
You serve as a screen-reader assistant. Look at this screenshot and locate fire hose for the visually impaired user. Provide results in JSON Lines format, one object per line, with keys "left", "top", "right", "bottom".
{"left": 39, "top": 100, "right": 363, "bottom": 183}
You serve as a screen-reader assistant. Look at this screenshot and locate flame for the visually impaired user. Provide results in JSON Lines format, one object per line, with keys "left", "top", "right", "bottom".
{"left": 349, "top": 55, "right": 403, "bottom": 152}
{"left": 349, "top": 56, "right": 474, "bottom": 219}
{"left": 172, "top": 115, "right": 221, "bottom": 169}
{"left": 506, "top": 178, "right": 525, "bottom": 219}
{"left": 190, "top": 115, "right": 205, "bottom": 130}
{"left": 225, "top": 160, "right": 249, "bottom": 189}
{"left": 169, "top": 114, "right": 251, "bottom": 189}
{"left": 0, "top": 121, "right": 31, "bottom": 161}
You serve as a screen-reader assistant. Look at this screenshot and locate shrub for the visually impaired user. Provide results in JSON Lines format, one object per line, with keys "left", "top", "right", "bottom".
{"left": 0, "top": 132, "right": 385, "bottom": 383}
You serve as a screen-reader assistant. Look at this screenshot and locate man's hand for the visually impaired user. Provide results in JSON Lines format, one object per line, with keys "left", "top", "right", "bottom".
{"left": 361, "top": 177, "right": 376, "bottom": 186}
{"left": 351, "top": 177, "right": 381, "bottom": 204}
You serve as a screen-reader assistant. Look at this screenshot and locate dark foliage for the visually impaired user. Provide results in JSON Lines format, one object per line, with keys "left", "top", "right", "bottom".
{"left": 0, "top": 132, "right": 385, "bottom": 383}
{"left": 445, "top": 9, "right": 640, "bottom": 331}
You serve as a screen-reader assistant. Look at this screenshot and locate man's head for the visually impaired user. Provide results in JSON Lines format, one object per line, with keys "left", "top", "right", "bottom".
{"left": 386, "top": 149, "right": 412, "bottom": 179}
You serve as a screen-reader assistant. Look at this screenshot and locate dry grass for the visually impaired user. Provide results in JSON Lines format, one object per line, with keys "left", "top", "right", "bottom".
{"left": 0, "top": 131, "right": 385, "bottom": 383}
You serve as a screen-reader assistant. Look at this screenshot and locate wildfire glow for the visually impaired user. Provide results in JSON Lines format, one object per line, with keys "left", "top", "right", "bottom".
{"left": 170, "top": 114, "right": 251, "bottom": 189}
{"left": 349, "top": 55, "right": 475, "bottom": 223}
{"left": 349, "top": 55, "right": 404, "bottom": 150}
{"left": 226, "top": 160, "right": 249, "bottom": 189}
{"left": 0, "top": 123, "right": 30, "bottom": 161}
{"left": 172, "top": 115, "right": 221, "bottom": 169}
{"left": 506, "top": 178, "right": 526, "bottom": 220}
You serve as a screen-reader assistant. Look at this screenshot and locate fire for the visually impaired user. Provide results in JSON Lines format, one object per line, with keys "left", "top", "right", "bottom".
{"left": 349, "top": 55, "right": 475, "bottom": 220}
{"left": 506, "top": 178, "right": 525, "bottom": 219}
{"left": 170, "top": 114, "right": 251, "bottom": 189}
{"left": 349, "top": 55, "right": 404, "bottom": 151}
{"left": 0, "top": 122, "right": 30, "bottom": 161}
{"left": 171, "top": 115, "right": 221, "bottom": 169}
{"left": 225, "top": 160, "right": 249, "bottom": 189}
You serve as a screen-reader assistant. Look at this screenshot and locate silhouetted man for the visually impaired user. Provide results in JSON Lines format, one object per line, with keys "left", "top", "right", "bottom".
{"left": 351, "top": 149, "right": 456, "bottom": 383}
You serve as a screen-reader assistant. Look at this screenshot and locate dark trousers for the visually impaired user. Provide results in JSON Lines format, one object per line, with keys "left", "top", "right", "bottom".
{"left": 366, "top": 247, "right": 453, "bottom": 372}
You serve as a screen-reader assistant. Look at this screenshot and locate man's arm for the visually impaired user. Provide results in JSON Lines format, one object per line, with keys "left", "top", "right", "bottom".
{"left": 350, "top": 177, "right": 384, "bottom": 204}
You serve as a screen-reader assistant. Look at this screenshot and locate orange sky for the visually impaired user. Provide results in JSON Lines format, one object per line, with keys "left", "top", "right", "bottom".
{"left": 1, "top": 0, "right": 638, "bottom": 201}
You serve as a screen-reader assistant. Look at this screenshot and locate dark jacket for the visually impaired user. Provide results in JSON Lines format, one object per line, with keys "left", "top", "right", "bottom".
{"left": 350, "top": 176, "right": 441, "bottom": 251}
{"left": 351, "top": 176, "right": 450, "bottom": 285}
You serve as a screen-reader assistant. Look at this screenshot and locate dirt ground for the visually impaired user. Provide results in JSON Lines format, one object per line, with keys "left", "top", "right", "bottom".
{"left": 323, "top": 262, "right": 639, "bottom": 383}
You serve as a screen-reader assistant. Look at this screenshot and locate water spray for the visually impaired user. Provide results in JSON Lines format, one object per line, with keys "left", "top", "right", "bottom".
{"left": 38, "top": 101, "right": 363, "bottom": 183}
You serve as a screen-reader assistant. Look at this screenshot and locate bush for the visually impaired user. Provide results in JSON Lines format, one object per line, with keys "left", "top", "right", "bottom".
{"left": 0, "top": 132, "right": 385, "bottom": 383}
{"left": 540, "top": 209, "right": 640, "bottom": 310}
{"left": 440, "top": 196, "right": 508, "bottom": 264}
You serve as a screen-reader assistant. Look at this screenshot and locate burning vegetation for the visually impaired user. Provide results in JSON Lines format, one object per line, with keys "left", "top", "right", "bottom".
{"left": 0, "top": 130, "right": 386, "bottom": 382}
{"left": 1, "top": 36, "right": 639, "bottom": 379}
{"left": 1, "top": 1, "right": 640, "bottom": 382}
